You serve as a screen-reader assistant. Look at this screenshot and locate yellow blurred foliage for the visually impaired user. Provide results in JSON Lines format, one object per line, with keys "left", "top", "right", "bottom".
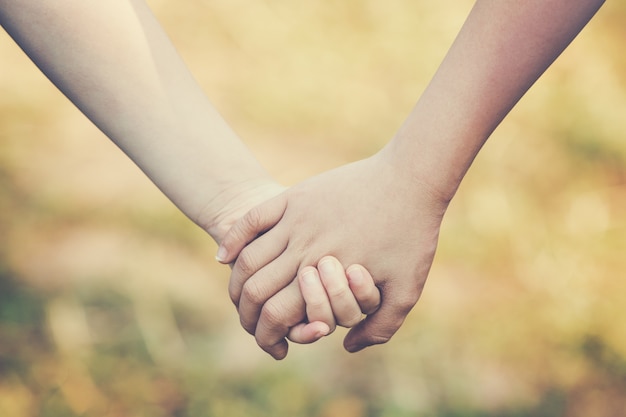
{"left": 1, "top": 1, "right": 626, "bottom": 416}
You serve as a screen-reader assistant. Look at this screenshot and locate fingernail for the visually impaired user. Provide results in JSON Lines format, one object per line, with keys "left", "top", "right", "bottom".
{"left": 301, "top": 269, "right": 317, "bottom": 286}
{"left": 318, "top": 258, "right": 336, "bottom": 275}
{"left": 317, "top": 327, "right": 330, "bottom": 338}
{"left": 347, "top": 266, "right": 363, "bottom": 284}
{"left": 215, "top": 246, "right": 228, "bottom": 263}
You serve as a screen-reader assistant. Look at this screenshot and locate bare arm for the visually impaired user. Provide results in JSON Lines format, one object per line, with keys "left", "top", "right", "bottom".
{"left": 385, "top": 0, "right": 606, "bottom": 202}
{"left": 0, "top": 0, "right": 385, "bottom": 346}
{"left": 0, "top": 0, "right": 276, "bottom": 241}
{"left": 219, "top": 0, "right": 606, "bottom": 359}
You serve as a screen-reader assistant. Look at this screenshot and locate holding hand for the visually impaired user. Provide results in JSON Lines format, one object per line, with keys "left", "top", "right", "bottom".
{"left": 216, "top": 0, "right": 605, "bottom": 360}
{"left": 288, "top": 256, "right": 380, "bottom": 345}
{"left": 218, "top": 152, "right": 448, "bottom": 359}
{"left": 7, "top": 0, "right": 603, "bottom": 362}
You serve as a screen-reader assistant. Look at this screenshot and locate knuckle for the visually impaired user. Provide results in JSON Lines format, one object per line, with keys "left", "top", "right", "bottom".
{"left": 235, "top": 248, "right": 259, "bottom": 277}
{"left": 239, "top": 316, "right": 256, "bottom": 335}
{"left": 304, "top": 296, "right": 327, "bottom": 311}
{"left": 257, "top": 338, "right": 285, "bottom": 360}
{"left": 227, "top": 282, "right": 240, "bottom": 306}
{"left": 398, "top": 300, "right": 416, "bottom": 316}
{"left": 260, "top": 301, "right": 285, "bottom": 329}
{"left": 394, "top": 293, "right": 419, "bottom": 315}
{"left": 243, "top": 206, "right": 263, "bottom": 232}
{"left": 326, "top": 285, "right": 351, "bottom": 300}
{"left": 338, "top": 313, "right": 363, "bottom": 328}
{"left": 241, "top": 279, "right": 268, "bottom": 307}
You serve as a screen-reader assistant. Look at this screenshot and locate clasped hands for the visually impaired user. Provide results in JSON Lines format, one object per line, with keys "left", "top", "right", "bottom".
{"left": 215, "top": 152, "right": 447, "bottom": 360}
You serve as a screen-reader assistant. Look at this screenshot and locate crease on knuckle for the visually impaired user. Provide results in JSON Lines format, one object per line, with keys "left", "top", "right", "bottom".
{"left": 257, "top": 337, "right": 283, "bottom": 354}
{"left": 239, "top": 316, "right": 256, "bottom": 335}
{"left": 241, "top": 279, "right": 268, "bottom": 308}
{"left": 387, "top": 289, "right": 419, "bottom": 316}
{"left": 338, "top": 312, "right": 363, "bottom": 329}
{"left": 397, "top": 297, "right": 417, "bottom": 316}
{"left": 305, "top": 297, "right": 328, "bottom": 311}
{"left": 243, "top": 206, "right": 263, "bottom": 233}
{"left": 227, "top": 283, "right": 240, "bottom": 306}
{"left": 260, "top": 301, "right": 286, "bottom": 329}
{"left": 236, "top": 248, "right": 259, "bottom": 277}
{"left": 326, "top": 285, "right": 351, "bottom": 300}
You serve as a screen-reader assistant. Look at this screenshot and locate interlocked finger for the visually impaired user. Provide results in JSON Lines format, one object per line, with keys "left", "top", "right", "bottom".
{"left": 237, "top": 252, "right": 299, "bottom": 335}
{"left": 317, "top": 256, "right": 363, "bottom": 328}
{"left": 346, "top": 264, "right": 381, "bottom": 315}
{"left": 299, "top": 266, "right": 336, "bottom": 333}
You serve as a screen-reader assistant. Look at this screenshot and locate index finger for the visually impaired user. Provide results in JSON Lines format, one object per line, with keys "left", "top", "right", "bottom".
{"left": 342, "top": 283, "right": 420, "bottom": 352}
{"left": 216, "top": 194, "right": 287, "bottom": 264}
{"left": 254, "top": 280, "right": 306, "bottom": 360}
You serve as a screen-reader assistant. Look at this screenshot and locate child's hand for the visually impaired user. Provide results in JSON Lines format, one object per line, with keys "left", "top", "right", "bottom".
{"left": 287, "top": 256, "right": 380, "bottom": 344}
{"left": 220, "top": 154, "right": 447, "bottom": 359}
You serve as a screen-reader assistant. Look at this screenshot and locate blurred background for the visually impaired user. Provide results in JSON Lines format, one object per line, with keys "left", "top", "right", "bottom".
{"left": 1, "top": 1, "right": 625, "bottom": 416}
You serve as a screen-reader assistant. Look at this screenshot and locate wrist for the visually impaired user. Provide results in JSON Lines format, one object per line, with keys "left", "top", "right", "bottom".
{"left": 379, "top": 87, "right": 492, "bottom": 208}
{"left": 378, "top": 132, "right": 466, "bottom": 211}
{"left": 195, "top": 176, "right": 286, "bottom": 244}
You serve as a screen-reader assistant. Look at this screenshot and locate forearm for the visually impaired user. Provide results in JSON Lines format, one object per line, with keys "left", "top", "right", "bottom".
{"left": 383, "top": 0, "right": 605, "bottom": 202}
{"left": 0, "top": 0, "right": 269, "bottom": 228}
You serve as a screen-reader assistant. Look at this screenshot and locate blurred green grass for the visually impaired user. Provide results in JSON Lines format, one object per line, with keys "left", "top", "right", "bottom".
{"left": 1, "top": 1, "right": 626, "bottom": 416}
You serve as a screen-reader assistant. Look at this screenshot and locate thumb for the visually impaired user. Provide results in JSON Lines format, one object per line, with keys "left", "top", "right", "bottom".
{"left": 216, "top": 193, "right": 287, "bottom": 264}
{"left": 343, "top": 284, "right": 419, "bottom": 353}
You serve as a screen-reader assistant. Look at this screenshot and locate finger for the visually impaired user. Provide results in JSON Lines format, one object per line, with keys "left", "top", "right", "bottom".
{"left": 346, "top": 264, "right": 381, "bottom": 315}
{"left": 255, "top": 281, "right": 305, "bottom": 360}
{"left": 318, "top": 256, "right": 362, "bottom": 328}
{"left": 287, "top": 321, "right": 330, "bottom": 344}
{"left": 228, "top": 227, "right": 288, "bottom": 307}
{"left": 298, "top": 266, "right": 336, "bottom": 333}
{"left": 237, "top": 252, "right": 300, "bottom": 335}
{"left": 216, "top": 194, "right": 287, "bottom": 264}
{"left": 343, "top": 284, "right": 421, "bottom": 353}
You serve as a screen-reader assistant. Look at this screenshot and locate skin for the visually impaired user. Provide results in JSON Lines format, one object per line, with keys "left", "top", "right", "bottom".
{"left": 0, "top": 0, "right": 277, "bottom": 236}
{"left": 218, "top": 0, "right": 607, "bottom": 359}
{"left": 289, "top": 258, "right": 380, "bottom": 341}
{"left": 0, "top": 0, "right": 380, "bottom": 344}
